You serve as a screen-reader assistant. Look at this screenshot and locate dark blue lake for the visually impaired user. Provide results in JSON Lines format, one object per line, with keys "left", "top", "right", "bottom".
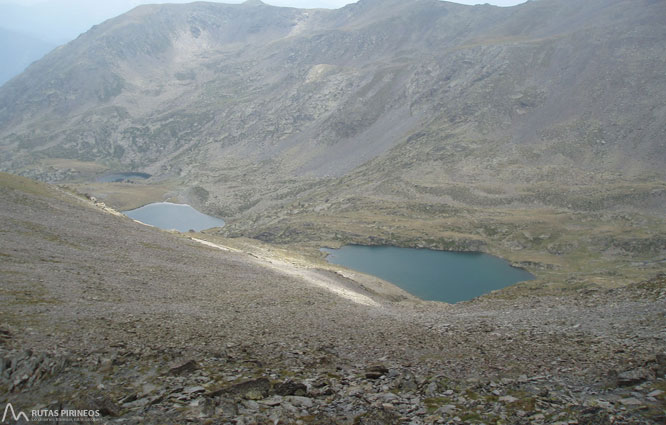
{"left": 321, "top": 245, "right": 534, "bottom": 303}
{"left": 97, "top": 172, "right": 151, "bottom": 183}
{"left": 124, "top": 202, "right": 224, "bottom": 232}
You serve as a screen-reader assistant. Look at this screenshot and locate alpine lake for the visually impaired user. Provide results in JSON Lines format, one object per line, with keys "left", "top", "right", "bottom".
{"left": 122, "top": 199, "right": 532, "bottom": 303}
{"left": 322, "top": 245, "right": 534, "bottom": 303}
{"left": 124, "top": 202, "right": 225, "bottom": 233}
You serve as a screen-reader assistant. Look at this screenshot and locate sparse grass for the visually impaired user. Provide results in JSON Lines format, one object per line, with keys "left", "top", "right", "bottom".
{"left": 12, "top": 158, "right": 659, "bottom": 299}
{"left": 70, "top": 181, "right": 177, "bottom": 211}
{"left": 650, "top": 380, "right": 666, "bottom": 399}
{"left": 0, "top": 172, "right": 57, "bottom": 198}
{"left": 39, "top": 158, "right": 108, "bottom": 173}
{"left": 506, "top": 390, "right": 537, "bottom": 412}
{"left": 0, "top": 287, "right": 58, "bottom": 306}
{"left": 9, "top": 218, "right": 82, "bottom": 250}
{"left": 484, "top": 394, "right": 499, "bottom": 403}
{"left": 464, "top": 389, "right": 481, "bottom": 400}
{"left": 140, "top": 241, "right": 175, "bottom": 252}
{"left": 233, "top": 191, "right": 664, "bottom": 294}
{"left": 460, "top": 411, "right": 485, "bottom": 421}
{"left": 424, "top": 396, "right": 452, "bottom": 413}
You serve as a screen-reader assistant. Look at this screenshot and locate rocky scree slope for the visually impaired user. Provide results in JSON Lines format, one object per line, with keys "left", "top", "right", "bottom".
{"left": 0, "top": 0, "right": 664, "bottom": 183}
{"left": 1, "top": 174, "right": 666, "bottom": 423}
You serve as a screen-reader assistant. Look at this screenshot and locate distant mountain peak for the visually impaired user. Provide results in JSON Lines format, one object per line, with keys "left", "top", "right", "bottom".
{"left": 0, "top": 0, "right": 664, "bottom": 186}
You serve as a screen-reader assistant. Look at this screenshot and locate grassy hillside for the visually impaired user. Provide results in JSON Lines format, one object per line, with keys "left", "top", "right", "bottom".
{"left": 1, "top": 173, "right": 665, "bottom": 422}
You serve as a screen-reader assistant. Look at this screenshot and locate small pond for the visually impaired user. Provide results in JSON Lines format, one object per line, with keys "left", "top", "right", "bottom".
{"left": 321, "top": 245, "right": 534, "bottom": 303}
{"left": 97, "top": 172, "right": 151, "bottom": 183}
{"left": 124, "top": 202, "right": 224, "bottom": 232}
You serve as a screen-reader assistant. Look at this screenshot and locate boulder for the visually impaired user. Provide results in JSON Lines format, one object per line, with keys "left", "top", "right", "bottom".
{"left": 168, "top": 360, "right": 198, "bottom": 376}
{"left": 617, "top": 368, "right": 649, "bottom": 387}
{"left": 365, "top": 365, "right": 389, "bottom": 380}
{"left": 274, "top": 379, "right": 307, "bottom": 396}
{"left": 211, "top": 377, "right": 271, "bottom": 400}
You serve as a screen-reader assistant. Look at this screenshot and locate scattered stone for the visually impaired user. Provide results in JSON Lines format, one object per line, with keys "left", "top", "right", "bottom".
{"left": 654, "top": 353, "right": 666, "bottom": 377}
{"left": 365, "top": 365, "right": 389, "bottom": 380}
{"left": 353, "top": 407, "right": 400, "bottom": 425}
{"left": 98, "top": 358, "right": 113, "bottom": 372}
{"left": 83, "top": 393, "right": 120, "bottom": 417}
{"left": 120, "top": 393, "right": 137, "bottom": 404}
{"left": 499, "top": 395, "right": 519, "bottom": 403}
{"left": 377, "top": 392, "right": 399, "bottom": 403}
{"left": 184, "top": 386, "right": 206, "bottom": 395}
{"left": 258, "top": 396, "right": 283, "bottom": 407}
{"left": 617, "top": 368, "right": 649, "bottom": 387}
{"left": 579, "top": 406, "right": 611, "bottom": 423}
{"left": 168, "top": 360, "right": 199, "bottom": 376}
{"left": 435, "top": 404, "right": 457, "bottom": 414}
{"left": 285, "top": 395, "right": 314, "bottom": 408}
{"left": 213, "top": 377, "right": 271, "bottom": 400}
{"left": 619, "top": 397, "right": 642, "bottom": 406}
{"left": 0, "top": 328, "right": 12, "bottom": 344}
{"left": 217, "top": 399, "right": 238, "bottom": 417}
{"left": 647, "top": 389, "right": 663, "bottom": 398}
{"left": 241, "top": 399, "right": 260, "bottom": 410}
{"left": 274, "top": 379, "right": 307, "bottom": 396}
{"left": 148, "top": 393, "right": 166, "bottom": 407}
{"left": 198, "top": 397, "right": 216, "bottom": 417}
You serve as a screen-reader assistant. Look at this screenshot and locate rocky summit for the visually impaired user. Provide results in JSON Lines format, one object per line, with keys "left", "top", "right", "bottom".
{"left": 0, "top": 0, "right": 665, "bottom": 423}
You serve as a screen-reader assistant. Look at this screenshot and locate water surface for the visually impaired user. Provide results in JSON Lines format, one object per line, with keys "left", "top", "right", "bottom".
{"left": 322, "top": 245, "right": 534, "bottom": 303}
{"left": 97, "top": 172, "right": 151, "bottom": 183}
{"left": 124, "top": 202, "right": 224, "bottom": 232}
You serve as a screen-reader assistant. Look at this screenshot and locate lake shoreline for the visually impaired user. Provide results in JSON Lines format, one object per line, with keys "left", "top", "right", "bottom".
{"left": 322, "top": 244, "right": 535, "bottom": 303}
{"left": 123, "top": 202, "right": 225, "bottom": 233}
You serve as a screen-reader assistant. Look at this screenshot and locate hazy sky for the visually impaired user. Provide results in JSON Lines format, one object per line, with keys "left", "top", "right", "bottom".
{"left": 0, "top": 0, "right": 528, "bottom": 43}
{"left": 0, "top": 0, "right": 527, "bottom": 6}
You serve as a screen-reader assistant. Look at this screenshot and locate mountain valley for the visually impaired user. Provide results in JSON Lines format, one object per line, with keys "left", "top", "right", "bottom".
{"left": 0, "top": 172, "right": 665, "bottom": 423}
{"left": 0, "top": 0, "right": 665, "bottom": 422}
{"left": 1, "top": 0, "right": 664, "bottom": 291}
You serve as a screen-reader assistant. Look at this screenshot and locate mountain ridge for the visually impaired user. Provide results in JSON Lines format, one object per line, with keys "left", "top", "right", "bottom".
{"left": 1, "top": 0, "right": 664, "bottom": 179}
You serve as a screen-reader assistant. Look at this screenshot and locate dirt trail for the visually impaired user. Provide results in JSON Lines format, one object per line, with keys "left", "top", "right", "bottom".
{"left": 191, "top": 237, "right": 380, "bottom": 307}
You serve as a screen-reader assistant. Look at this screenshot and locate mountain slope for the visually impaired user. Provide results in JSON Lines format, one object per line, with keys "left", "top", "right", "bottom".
{"left": 0, "top": 0, "right": 664, "bottom": 286}
{"left": 1, "top": 0, "right": 664, "bottom": 179}
{"left": 0, "top": 28, "right": 55, "bottom": 86}
{"left": 2, "top": 172, "right": 666, "bottom": 423}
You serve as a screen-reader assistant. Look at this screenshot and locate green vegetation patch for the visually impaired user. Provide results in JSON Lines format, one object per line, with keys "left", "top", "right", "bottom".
{"left": 0, "top": 172, "right": 56, "bottom": 198}
{"left": 424, "top": 396, "right": 452, "bottom": 413}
